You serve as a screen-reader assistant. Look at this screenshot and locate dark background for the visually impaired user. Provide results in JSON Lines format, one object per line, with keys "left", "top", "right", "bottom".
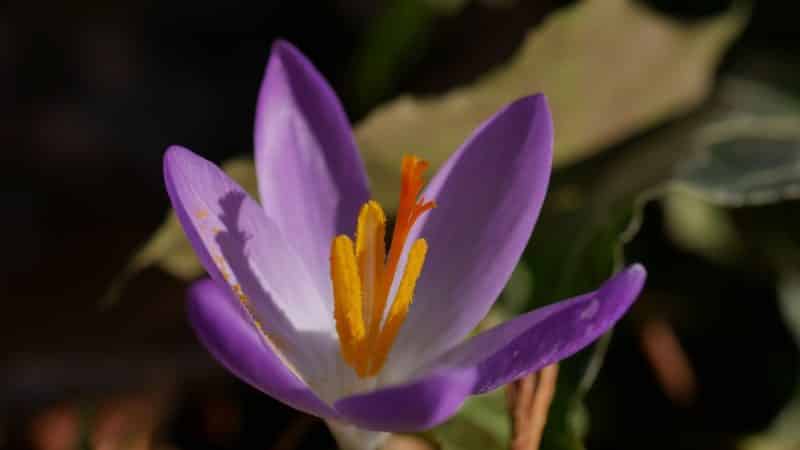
{"left": 3, "top": 1, "right": 800, "bottom": 449}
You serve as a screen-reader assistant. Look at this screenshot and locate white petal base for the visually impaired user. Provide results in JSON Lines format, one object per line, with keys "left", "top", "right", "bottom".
{"left": 326, "top": 420, "right": 389, "bottom": 450}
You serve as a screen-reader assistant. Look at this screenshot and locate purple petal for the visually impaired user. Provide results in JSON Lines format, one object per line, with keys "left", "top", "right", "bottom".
{"left": 164, "top": 146, "right": 339, "bottom": 385}
{"left": 188, "top": 279, "right": 339, "bottom": 419}
{"left": 334, "top": 368, "right": 478, "bottom": 432}
{"left": 383, "top": 95, "right": 554, "bottom": 379}
{"left": 254, "top": 40, "right": 370, "bottom": 295}
{"left": 433, "top": 265, "right": 646, "bottom": 394}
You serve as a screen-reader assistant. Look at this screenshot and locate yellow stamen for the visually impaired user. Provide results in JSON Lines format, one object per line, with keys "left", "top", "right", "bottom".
{"left": 329, "top": 155, "right": 435, "bottom": 378}
{"left": 354, "top": 201, "right": 386, "bottom": 373}
{"left": 368, "top": 238, "right": 428, "bottom": 376}
{"left": 330, "top": 235, "right": 367, "bottom": 376}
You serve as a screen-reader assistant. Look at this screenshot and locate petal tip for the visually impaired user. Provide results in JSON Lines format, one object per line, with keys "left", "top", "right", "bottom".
{"left": 267, "top": 38, "right": 309, "bottom": 74}
{"left": 163, "top": 144, "right": 183, "bottom": 158}
{"left": 271, "top": 38, "right": 299, "bottom": 57}
{"left": 163, "top": 144, "right": 201, "bottom": 165}
{"left": 515, "top": 92, "right": 548, "bottom": 108}
{"left": 163, "top": 145, "right": 203, "bottom": 182}
{"left": 506, "top": 93, "right": 551, "bottom": 119}
{"left": 628, "top": 262, "right": 647, "bottom": 277}
{"left": 503, "top": 93, "right": 554, "bottom": 161}
{"left": 621, "top": 263, "right": 648, "bottom": 290}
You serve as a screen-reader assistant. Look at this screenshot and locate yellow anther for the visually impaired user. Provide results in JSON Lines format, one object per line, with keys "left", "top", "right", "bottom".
{"left": 330, "top": 235, "right": 367, "bottom": 375}
{"left": 355, "top": 201, "right": 387, "bottom": 333}
{"left": 330, "top": 155, "right": 434, "bottom": 378}
{"left": 368, "top": 239, "right": 428, "bottom": 376}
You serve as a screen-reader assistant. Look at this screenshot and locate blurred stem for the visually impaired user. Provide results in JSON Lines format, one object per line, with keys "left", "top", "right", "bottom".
{"left": 577, "top": 331, "right": 612, "bottom": 395}
{"left": 506, "top": 364, "right": 559, "bottom": 450}
{"left": 614, "top": 184, "right": 670, "bottom": 270}
{"left": 640, "top": 319, "right": 697, "bottom": 406}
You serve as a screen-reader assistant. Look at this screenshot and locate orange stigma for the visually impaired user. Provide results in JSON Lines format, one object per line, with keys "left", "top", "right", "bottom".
{"left": 329, "top": 155, "right": 435, "bottom": 377}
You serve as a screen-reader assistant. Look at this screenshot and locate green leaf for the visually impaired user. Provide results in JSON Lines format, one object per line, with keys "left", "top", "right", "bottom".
{"left": 672, "top": 116, "right": 800, "bottom": 207}
{"left": 662, "top": 189, "right": 744, "bottom": 264}
{"left": 427, "top": 390, "right": 509, "bottom": 450}
{"left": 660, "top": 84, "right": 800, "bottom": 262}
{"left": 357, "top": 0, "right": 747, "bottom": 208}
{"left": 348, "top": 0, "right": 442, "bottom": 113}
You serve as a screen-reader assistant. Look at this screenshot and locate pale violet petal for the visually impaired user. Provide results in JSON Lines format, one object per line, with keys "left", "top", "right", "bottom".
{"left": 164, "top": 146, "right": 341, "bottom": 397}
{"left": 187, "top": 279, "right": 340, "bottom": 418}
{"left": 254, "top": 40, "right": 370, "bottom": 298}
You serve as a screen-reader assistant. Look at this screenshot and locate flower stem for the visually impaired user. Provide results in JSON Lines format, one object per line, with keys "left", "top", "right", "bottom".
{"left": 506, "top": 364, "right": 559, "bottom": 450}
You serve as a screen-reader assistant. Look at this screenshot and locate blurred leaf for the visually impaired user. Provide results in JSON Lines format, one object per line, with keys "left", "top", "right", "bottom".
{"left": 743, "top": 392, "right": 800, "bottom": 450}
{"left": 499, "top": 263, "right": 536, "bottom": 315}
{"left": 779, "top": 273, "right": 800, "bottom": 345}
{"left": 662, "top": 189, "right": 744, "bottom": 264}
{"left": 350, "top": 0, "right": 444, "bottom": 112}
{"left": 672, "top": 116, "right": 800, "bottom": 207}
{"left": 357, "top": 0, "right": 747, "bottom": 208}
{"left": 427, "top": 390, "right": 509, "bottom": 450}
{"left": 661, "top": 87, "right": 800, "bottom": 261}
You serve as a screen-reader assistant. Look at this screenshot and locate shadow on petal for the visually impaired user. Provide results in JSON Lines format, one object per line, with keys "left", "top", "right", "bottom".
{"left": 212, "top": 191, "right": 353, "bottom": 402}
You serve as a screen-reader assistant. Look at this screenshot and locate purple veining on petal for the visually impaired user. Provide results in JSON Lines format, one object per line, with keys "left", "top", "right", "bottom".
{"left": 254, "top": 40, "right": 370, "bottom": 299}
{"left": 432, "top": 265, "right": 646, "bottom": 394}
{"left": 187, "top": 279, "right": 340, "bottom": 419}
{"left": 334, "top": 368, "right": 478, "bottom": 432}
{"left": 383, "top": 95, "right": 554, "bottom": 380}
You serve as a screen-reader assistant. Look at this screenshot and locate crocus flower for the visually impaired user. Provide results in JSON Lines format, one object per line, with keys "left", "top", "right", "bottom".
{"left": 163, "top": 40, "right": 645, "bottom": 450}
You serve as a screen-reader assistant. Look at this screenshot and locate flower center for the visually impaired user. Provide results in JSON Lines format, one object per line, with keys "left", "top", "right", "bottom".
{"left": 329, "top": 155, "right": 435, "bottom": 378}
